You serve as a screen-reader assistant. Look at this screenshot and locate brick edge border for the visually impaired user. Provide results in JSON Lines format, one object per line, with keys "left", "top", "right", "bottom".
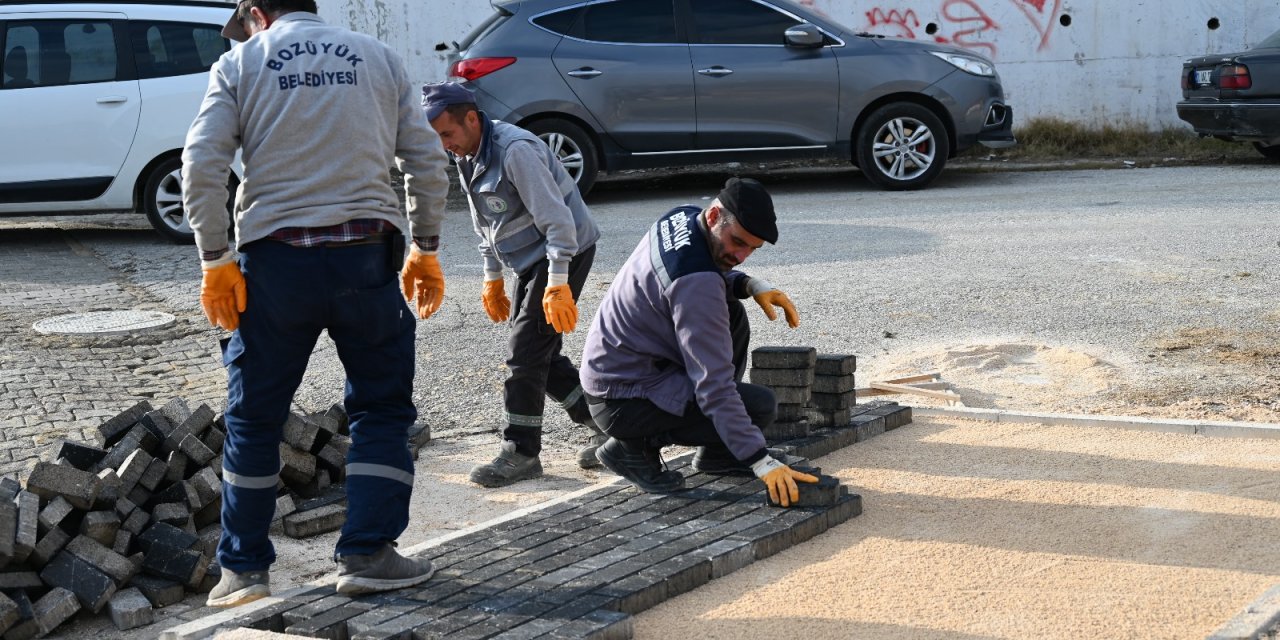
{"left": 914, "top": 407, "right": 1280, "bottom": 439}
{"left": 1206, "top": 584, "right": 1280, "bottom": 640}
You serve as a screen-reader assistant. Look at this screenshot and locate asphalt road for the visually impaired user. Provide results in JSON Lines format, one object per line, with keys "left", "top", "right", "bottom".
{"left": 2, "top": 163, "right": 1277, "bottom": 457}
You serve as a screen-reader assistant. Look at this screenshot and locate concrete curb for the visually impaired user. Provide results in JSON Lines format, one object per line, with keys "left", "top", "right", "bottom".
{"left": 912, "top": 406, "right": 1280, "bottom": 439}
{"left": 1206, "top": 584, "right": 1280, "bottom": 640}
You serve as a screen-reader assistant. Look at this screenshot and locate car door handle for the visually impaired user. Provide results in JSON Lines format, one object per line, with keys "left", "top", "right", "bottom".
{"left": 697, "top": 67, "right": 734, "bottom": 77}
{"left": 566, "top": 68, "right": 603, "bottom": 79}
{"left": 96, "top": 96, "right": 128, "bottom": 104}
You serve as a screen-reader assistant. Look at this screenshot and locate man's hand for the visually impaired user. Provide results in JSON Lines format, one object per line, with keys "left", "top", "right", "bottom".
{"left": 400, "top": 247, "right": 445, "bottom": 319}
{"left": 747, "top": 277, "right": 799, "bottom": 328}
{"left": 542, "top": 283, "right": 578, "bottom": 333}
{"left": 752, "top": 456, "right": 819, "bottom": 507}
{"left": 201, "top": 260, "right": 247, "bottom": 331}
{"left": 482, "top": 278, "right": 510, "bottom": 323}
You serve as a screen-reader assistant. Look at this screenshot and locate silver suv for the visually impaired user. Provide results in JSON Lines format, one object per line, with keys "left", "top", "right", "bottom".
{"left": 0, "top": 0, "right": 237, "bottom": 242}
{"left": 449, "top": 0, "right": 1016, "bottom": 194}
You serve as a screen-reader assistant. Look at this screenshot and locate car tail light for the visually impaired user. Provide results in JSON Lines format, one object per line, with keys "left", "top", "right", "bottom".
{"left": 1219, "top": 64, "right": 1251, "bottom": 89}
{"left": 448, "top": 57, "right": 516, "bottom": 81}
{"left": 1181, "top": 70, "right": 1189, "bottom": 90}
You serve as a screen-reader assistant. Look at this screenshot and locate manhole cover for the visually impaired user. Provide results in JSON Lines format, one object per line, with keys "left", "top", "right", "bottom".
{"left": 33, "top": 310, "right": 176, "bottom": 335}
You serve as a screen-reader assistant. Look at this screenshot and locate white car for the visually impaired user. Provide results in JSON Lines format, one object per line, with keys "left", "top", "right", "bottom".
{"left": 0, "top": 0, "right": 238, "bottom": 242}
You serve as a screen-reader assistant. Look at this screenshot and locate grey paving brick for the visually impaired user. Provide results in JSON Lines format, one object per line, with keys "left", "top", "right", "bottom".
{"left": 284, "top": 601, "right": 378, "bottom": 637}
{"left": 11, "top": 491, "right": 36, "bottom": 565}
{"left": 825, "top": 493, "right": 862, "bottom": 528}
{"left": 94, "top": 468, "right": 122, "bottom": 509}
{"left": 852, "top": 413, "right": 886, "bottom": 441}
{"left": 279, "top": 443, "right": 316, "bottom": 486}
{"left": 295, "top": 486, "right": 346, "bottom": 512}
{"left": 325, "top": 404, "right": 350, "bottom": 436}
{"left": 139, "top": 411, "right": 174, "bottom": 444}
{"left": 748, "top": 367, "right": 814, "bottom": 387}
{"left": 344, "top": 599, "right": 426, "bottom": 638}
{"left": 24, "top": 461, "right": 101, "bottom": 510}
{"left": 0, "top": 572, "right": 42, "bottom": 590}
{"left": 116, "top": 449, "right": 153, "bottom": 495}
{"left": 137, "top": 522, "right": 199, "bottom": 553}
{"left": 208, "top": 585, "right": 331, "bottom": 632}
{"left": 193, "top": 495, "right": 221, "bottom": 529}
{"left": 127, "top": 574, "right": 186, "bottom": 608}
{"left": 750, "top": 346, "right": 816, "bottom": 369}
{"left": 177, "top": 433, "right": 215, "bottom": 466}
{"left": 141, "top": 542, "right": 208, "bottom": 589}
{"left": 768, "top": 385, "right": 811, "bottom": 405}
{"left": 490, "top": 617, "right": 566, "bottom": 640}
{"left": 760, "top": 419, "right": 810, "bottom": 442}
{"left": 107, "top": 587, "right": 153, "bottom": 630}
{"left": 122, "top": 508, "right": 150, "bottom": 536}
{"left": 544, "top": 609, "right": 632, "bottom": 640}
{"left": 0, "top": 479, "right": 20, "bottom": 503}
{"left": 190, "top": 467, "right": 221, "bottom": 505}
{"left": 766, "top": 475, "right": 842, "bottom": 508}
{"left": 775, "top": 403, "right": 806, "bottom": 422}
{"left": 158, "top": 398, "right": 192, "bottom": 430}
{"left": 200, "top": 426, "right": 225, "bottom": 457}
{"left": 96, "top": 401, "right": 152, "bottom": 448}
{"left": 139, "top": 458, "right": 169, "bottom": 492}
{"left": 812, "top": 373, "right": 856, "bottom": 394}
{"left": 114, "top": 529, "right": 133, "bottom": 556}
{"left": 80, "top": 510, "right": 121, "bottom": 547}
{"left": 164, "top": 451, "right": 188, "bottom": 485}
{"left": 731, "top": 519, "right": 795, "bottom": 561}
{"left": 272, "top": 494, "right": 296, "bottom": 523}
{"left": 53, "top": 440, "right": 107, "bottom": 471}
{"left": 0, "top": 500, "right": 14, "bottom": 571}
{"left": 814, "top": 353, "right": 856, "bottom": 376}
{"left": 809, "top": 390, "right": 856, "bottom": 411}
{"left": 281, "top": 594, "right": 353, "bottom": 628}
{"left": 806, "top": 407, "right": 851, "bottom": 428}
{"left": 29, "top": 526, "right": 70, "bottom": 568}
{"left": 97, "top": 425, "right": 160, "bottom": 473}
{"left": 283, "top": 502, "right": 344, "bottom": 538}
{"left": 0, "top": 592, "right": 18, "bottom": 636}
{"left": 66, "top": 534, "right": 136, "bottom": 585}
{"left": 153, "top": 503, "right": 190, "bottom": 528}
{"left": 40, "top": 550, "right": 117, "bottom": 613}
{"left": 31, "top": 586, "right": 79, "bottom": 636}
{"left": 177, "top": 404, "right": 214, "bottom": 439}
{"left": 2, "top": 590, "right": 37, "bottom": 640}
{"left": 283, "top": 413, "right": 321, "bottom": 455}
{"left": 410, "top": 608, "right": 490, "bottom": 640}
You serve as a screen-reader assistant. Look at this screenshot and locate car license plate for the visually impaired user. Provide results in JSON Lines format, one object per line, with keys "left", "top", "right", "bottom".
{"left": 1195, "top": 69, "right": 1213, "bottom": 86}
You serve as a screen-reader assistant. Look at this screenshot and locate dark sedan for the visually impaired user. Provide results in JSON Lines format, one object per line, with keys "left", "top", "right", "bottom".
{"left": 1177, "top": 28, "right": 1280, "bottom": 160}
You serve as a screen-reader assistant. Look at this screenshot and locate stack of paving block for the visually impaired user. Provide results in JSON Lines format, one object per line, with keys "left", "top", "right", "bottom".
{"left": 749, "top": 346, "right": 817, "bottom": 443}
{"left": 806, "top": 354, "right": 858, "bottom": 428}
{"left": 0, "top": 397, "right": 428, "bottom": 637}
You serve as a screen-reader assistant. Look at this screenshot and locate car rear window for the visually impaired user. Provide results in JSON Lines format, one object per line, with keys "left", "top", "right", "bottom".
{"left": 580, "top": 0, "right": 678, "bottom": 44}
{"left": 129, "top": 21, "right": 229, "bottom": 79}
{"left": 459, "top": 9, "right": 510, "bottom": 51}
{"left": 532, "top": 7, "right": 582, "bottom": 36}
{"left": 2, "top": 20, "right": 120, "bottom": 89}
{"left": 690, "top": 0, "right": 801, "bottom": 45}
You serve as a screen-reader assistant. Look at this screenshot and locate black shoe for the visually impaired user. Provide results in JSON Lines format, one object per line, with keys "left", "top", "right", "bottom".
{"left": 692, "top": 446, "right": 793, "bottom": 477}
{"left": 469, "top": 441, "right": 543, "bottom": 488}
{"left": 595, "top": 437, "right": 685, "bottom": 493}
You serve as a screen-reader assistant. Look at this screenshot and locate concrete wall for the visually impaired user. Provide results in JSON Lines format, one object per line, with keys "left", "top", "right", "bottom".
{"left": 321, "top": 0, "right": 1280, "bottom": 129}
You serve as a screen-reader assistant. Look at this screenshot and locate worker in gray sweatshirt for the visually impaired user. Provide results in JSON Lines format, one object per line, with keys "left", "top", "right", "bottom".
{"left": 422, "top": 82, "right": 604, "bottom": 488}
{"left": 182, "top": 0, "right": 448, "bottom": 608}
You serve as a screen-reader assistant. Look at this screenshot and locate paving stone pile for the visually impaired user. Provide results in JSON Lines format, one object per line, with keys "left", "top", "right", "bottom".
{"left": 748, "top": 346, "right": 817, "bottom": 442}
{"left": 160, "top": 402, "right": 913, "bottom": 640}
{"left": 0, "top": 397, "right": 429, "bottom": 637}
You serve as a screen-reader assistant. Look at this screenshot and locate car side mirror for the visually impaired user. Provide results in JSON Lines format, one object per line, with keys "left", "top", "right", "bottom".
{"left": 784, "top": 23, "right": 825, "bottom": 48}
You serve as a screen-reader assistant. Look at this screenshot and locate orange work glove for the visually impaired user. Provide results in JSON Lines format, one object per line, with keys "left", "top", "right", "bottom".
{"left": 481, "top": 278, "right": 510, "bottom": 323}
{"left": 400, "top": 246, "right": 445, "bottom": 320}
{"left": 751, "top": 456, "right": 819, "bottom": 507}
{"left": 200, "top": 259, "right": 247, "bottom": 332}
{"left": 542, "top": 283, "right": 578, "bottom": 333}
{"left": 747, "top": 277, "right": 800, "bottom": 328}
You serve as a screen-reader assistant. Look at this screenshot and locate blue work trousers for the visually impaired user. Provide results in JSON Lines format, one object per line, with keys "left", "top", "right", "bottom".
{"left": 218, "top": 238, "right": 417, "bottom": 572}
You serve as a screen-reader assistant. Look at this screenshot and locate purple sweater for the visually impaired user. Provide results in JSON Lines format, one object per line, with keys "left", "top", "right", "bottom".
{"left": 580, "top": 206, "right": 767, "bottom": 463}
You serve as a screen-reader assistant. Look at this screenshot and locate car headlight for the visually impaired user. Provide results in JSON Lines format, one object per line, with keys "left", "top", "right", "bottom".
{"left": 928, "top": 51, "right": 995, "bottom": 77}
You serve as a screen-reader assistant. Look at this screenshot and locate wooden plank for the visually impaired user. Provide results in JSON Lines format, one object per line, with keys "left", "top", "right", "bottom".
{"left": 882, "top": 372, "right": 941, "bottom": 384}
{"left": 870, "top": 381, "right": 962, "bottom": 403}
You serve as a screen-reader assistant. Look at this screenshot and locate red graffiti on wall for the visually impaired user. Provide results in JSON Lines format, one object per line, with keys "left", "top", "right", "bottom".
{"left": 1012, "top": 0, "right": 1061, "bottom": 51}
{"left": 933, "top": 0, "right": 999, "bottom": 58}
{"left": 865, "top": 8, "right": 921, "bottom": 39}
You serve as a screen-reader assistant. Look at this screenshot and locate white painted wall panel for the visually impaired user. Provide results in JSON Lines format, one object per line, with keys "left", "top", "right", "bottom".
{"left": 321, "top": 0, "right": 1280, "bottom": 129}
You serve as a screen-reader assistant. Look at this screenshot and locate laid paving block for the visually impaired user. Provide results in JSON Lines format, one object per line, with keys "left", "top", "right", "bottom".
{"left": 31, "top": 587, "right": 79, "bottom": 636}
{"left": 851, "top": 413, "right": 886, "bottom": 442}
{"left": 0, "top": 572, "right": 42, "bottom": 590}
{"left": 0, "top": 500, "right": 15, "bottom": 570}
{"left": 96, "top": 401, "right": 153, "bottom": 448}
{"left": 775, "top": 403, "right": 806, "bottom": 422}
{"left": 128, "top": 574, "right": 185, "bottom": 608}
{"left": 80, "top": 510, "right": 121, "bottom": 547}
{"left": 751, "top": 346, "right": 817, "bottom": 370}
{"left": 766, "top": 474, "right": 842, "bottom": 508}
{"left": 811, "top": 373, "right": 856, "bottom": 394}
{"left": 107, "top": 587, "right": 153, "bottom": 630}
{"left": 769, "top": 385, "right": 811, "bottom": 405}
{"left": 279, "top": 444, "right": 317, "bottom": 486}
{"left": 0, "top": 592, "right": 18, "bottom": 636}
{"left": 809, "top": 390, "right": 856, "bottom": 411}
{"left": 177, "top": 434, "right": 216, "bottom": 467}
{"left": 813, "top": 353, "right": 856, "bottom": 376}
{"left": 12, "top": 491, "right": 37, "bottom": 565}
{"left": 273, "top": 494, "right": 297, "bottom": 523}
{"left": 24, "top": 461, "right": 101, "bottom": 511}
{"left": 53, "top": 440, "right": 108, "bottom": 472}
{"left": 40, "top": 550, "right": 117, "bottom": 613}
{"left": 66, "top": 534, "right": 136, "bottom": 585}
{"left": 30, "top": 527, "right": 70, "bottom": 568}
{"left": 283, "top": 413, "right": 321, "bottom": 454}
{"left": 760, "top": 419, "right": 810, "bottom": 442}
{"left": 153, "top": 503, "right": 191, "bottom": 528}
{"left": 283, "top": 503, "right": 345, "bottom": 539}
{"left": 806, "top": 407, "right": 851, "bottom": 428}
{"left": 141, "top": 543, "right": 208, "bottom": 589}
{"left": 138, "top": 522, "right": 200, "bottom": 554}
{"left": 748, "top": 367, "right": 814, "bottom": 387}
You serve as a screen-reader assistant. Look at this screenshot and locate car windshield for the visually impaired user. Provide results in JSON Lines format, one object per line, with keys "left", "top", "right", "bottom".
{"left": 1255, "top": 28, "right": 1280, "bottom": 49}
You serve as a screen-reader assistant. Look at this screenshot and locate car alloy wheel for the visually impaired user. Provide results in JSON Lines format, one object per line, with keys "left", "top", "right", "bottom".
{"left": 855, "top": 102, "right": 950, "bottom": 191}
{"left": 143, "top": 156, "right": 194, "bottom": 243}
{"left": 526, "top": 118, "right": 599, "bottom": 196}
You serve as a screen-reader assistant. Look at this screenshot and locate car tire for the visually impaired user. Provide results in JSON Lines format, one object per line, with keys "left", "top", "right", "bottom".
{"left": 525, "top": 119, "right": 599, "bottom": 197}
{"left": 855, "top": 102, "right": 950, "bottom": 191}
{"left": 1253, "top": 142, "right": 1280, "bottom": 161}
{"left": 143, "top": 156, "right": 236, "bottom": 244}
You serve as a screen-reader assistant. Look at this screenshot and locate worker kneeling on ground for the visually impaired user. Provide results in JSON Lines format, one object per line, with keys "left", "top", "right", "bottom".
{"left": 579, "top": 178, "right": 817, "bottom": 506}
{"left": 422, "top": 82, "right": 605, "bottom": 487}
